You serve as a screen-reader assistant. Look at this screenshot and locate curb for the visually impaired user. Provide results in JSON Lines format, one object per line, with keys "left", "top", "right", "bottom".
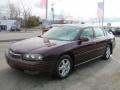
{"left": 0, "top": 39, "right": 25, "bottom": 42}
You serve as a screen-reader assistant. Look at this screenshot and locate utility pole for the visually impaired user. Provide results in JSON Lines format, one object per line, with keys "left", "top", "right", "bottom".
{"left": 46, "top": 0, "right": 48, "bottom": 20}
{"left": 99, "top": 18, "right": 101, "bottom": 26}
{"left": 51, "top": 3, "right": 54, "bottom": 23}
{"left": 102, "top": 0, "right": 104, "bottom": 28}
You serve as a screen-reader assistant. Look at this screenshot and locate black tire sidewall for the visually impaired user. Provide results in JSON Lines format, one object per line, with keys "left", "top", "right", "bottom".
{"left": 103, "top": 45, "right": 111, "bottom": 60}
{"left": 55, "top": 55, "right": 73, "bottom": 79}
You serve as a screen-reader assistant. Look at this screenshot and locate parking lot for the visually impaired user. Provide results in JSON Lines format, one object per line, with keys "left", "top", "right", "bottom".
{"left": 0, "top": 37, "right": 120, "bottom": 90}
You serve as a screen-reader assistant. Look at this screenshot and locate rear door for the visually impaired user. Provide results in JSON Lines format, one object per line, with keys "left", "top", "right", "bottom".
{"left": 93, "top": 27, "right": 107, "bottom": 56}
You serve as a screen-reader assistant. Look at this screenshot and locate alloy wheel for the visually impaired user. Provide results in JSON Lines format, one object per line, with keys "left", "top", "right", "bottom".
{"left": 105, "top": 46, "right": 111, "bottom": 59}
{"left": 58, "top": 58, "right": 71, "bottom": 77}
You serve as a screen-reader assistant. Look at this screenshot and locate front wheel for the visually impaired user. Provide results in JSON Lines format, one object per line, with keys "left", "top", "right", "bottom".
{"left": 54, "top": 55, "right": 73, "bottom": 79}
{"left": 103, "top": 45, "right": 111, "bottom": 60}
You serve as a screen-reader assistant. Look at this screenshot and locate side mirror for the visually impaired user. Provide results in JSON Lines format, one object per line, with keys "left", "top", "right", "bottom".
{"left": 109, "top": 31, "right": 113, "bottom": 34}
{"left": 37, "top": 35, "right": 42, "bottom": 37}
{"left": 79, "top": 37, "right": 89, "bottom": 42}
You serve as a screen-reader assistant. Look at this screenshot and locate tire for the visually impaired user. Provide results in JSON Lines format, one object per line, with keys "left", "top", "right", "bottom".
{"left": 54, "top": 55, "right": 73, "bottom": 79}
{"left": 103, "top": 45, "right": 111, "bottom": 60}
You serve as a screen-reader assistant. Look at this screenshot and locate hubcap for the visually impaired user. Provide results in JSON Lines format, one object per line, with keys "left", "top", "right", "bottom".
{"left": 106, "top": 47, "right": 111, "bottom": 58}
{"left": 58, "top": 59, "right": 71, "bottom": 77}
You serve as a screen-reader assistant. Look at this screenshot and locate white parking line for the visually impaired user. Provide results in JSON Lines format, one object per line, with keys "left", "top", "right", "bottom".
{"left": 111, "top": 55, "right": 120, "bottom": 64}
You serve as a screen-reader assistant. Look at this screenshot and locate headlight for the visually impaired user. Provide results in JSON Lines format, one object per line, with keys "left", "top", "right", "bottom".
{"left": 23, "top": 54, "right": 43, "bottom": 61}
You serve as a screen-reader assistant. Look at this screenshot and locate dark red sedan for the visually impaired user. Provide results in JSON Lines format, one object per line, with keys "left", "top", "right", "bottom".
{"left": 5, "top": 24, "right": 115, "bottom": 79}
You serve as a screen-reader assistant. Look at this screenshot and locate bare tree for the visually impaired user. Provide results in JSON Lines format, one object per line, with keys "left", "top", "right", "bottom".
{"left": 8, "top": 3, "right": 21, "bottom": 20}
{"left": 15, "top": 7, "right": 21, "bottom": 19}
{"left": 20, "top": 0, "right": 32, "bottom": 30}
{"left": 22, "top": 7, "right": 32, "bottom": 26}
{"left": 0, "top": 5, "right": 8, "bottom": 19}
{"left": 8, "top": 3, "right": 16, "bottom": 19}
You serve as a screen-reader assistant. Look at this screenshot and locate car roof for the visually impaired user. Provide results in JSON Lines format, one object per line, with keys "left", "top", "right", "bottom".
{"left": 51, "top": 24, "right": 99, "bottom": 28}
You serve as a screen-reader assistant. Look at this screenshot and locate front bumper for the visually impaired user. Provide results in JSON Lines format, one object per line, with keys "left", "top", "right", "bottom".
{"left": 5, "top": 52, "right": 56, "bottom": 74}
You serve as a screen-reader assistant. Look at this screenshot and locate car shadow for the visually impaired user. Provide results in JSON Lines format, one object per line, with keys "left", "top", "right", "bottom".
{"left": 0, "top": 58, "right": 112, "bottom": 90}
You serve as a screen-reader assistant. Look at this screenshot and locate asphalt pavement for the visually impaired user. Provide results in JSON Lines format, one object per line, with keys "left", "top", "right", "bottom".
{"left": 0, "top": 37, "right": 120, "bottom": 90}
{"left": 0, "top": 31, "right": 42, "bottom": 42}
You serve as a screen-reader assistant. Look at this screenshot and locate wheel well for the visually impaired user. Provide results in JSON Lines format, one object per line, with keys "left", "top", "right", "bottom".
{"left": 109, "top": 43, "right": 113, "bottom": 54}
{"left": 60, "top": 52, "right": 75, "bottom": 66}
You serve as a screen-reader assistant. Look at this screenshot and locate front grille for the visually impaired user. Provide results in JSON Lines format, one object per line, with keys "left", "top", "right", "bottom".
{"left": 9, "top": 50, "right": 22, "bottom": 58}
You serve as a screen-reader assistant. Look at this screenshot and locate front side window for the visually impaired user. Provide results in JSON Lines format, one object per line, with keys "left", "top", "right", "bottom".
{"left": 94, "top": 28, "right": 105, "bottom": 37}
{"left": 80, "top": 28, "right": 94, "bottom": 40}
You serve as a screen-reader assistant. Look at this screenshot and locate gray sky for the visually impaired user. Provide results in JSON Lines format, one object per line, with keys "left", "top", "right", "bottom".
{"left": 0, "top": 0, "right": 120, "bottom": 19}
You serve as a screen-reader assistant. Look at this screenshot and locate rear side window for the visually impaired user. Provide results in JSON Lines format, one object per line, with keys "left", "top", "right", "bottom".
{"left": 80, "top": 28, "right": 94, "bottom": 40}
{"left": 94, "top": 28, "right": 105, "bottom": 37}
{"left": 115, "top": 28, "right": 120, "bottom": 31}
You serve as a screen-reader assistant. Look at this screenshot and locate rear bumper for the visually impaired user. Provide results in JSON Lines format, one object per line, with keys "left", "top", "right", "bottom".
{"left": 5, "top": 52, "right": 56, "bottom": 74}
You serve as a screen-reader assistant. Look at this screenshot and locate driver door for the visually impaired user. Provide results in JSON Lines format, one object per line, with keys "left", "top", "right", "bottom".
{"left": 74, "top": 27, "right": 97, "bottom": 64}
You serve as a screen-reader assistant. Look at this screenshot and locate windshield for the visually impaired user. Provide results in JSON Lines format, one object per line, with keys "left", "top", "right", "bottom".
{"left": 42, "top": 26, "right": 80, "bottom": 41}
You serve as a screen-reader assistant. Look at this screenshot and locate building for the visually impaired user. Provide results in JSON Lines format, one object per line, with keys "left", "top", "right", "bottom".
{"left": 0, "top": 20, "right": 21, "bottom": 31}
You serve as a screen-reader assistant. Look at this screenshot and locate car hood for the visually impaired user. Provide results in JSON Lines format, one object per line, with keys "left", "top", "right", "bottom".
{"left": 10, "top": 37, "right": 69, "bottom": 53}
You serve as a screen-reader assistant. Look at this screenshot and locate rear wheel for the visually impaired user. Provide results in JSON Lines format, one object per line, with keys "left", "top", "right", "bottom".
{"left": 54, "top": 55, "right": 73, "bottom": 79}
{"left": 103, "top": 45, "right": 111, "bottom": 60}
